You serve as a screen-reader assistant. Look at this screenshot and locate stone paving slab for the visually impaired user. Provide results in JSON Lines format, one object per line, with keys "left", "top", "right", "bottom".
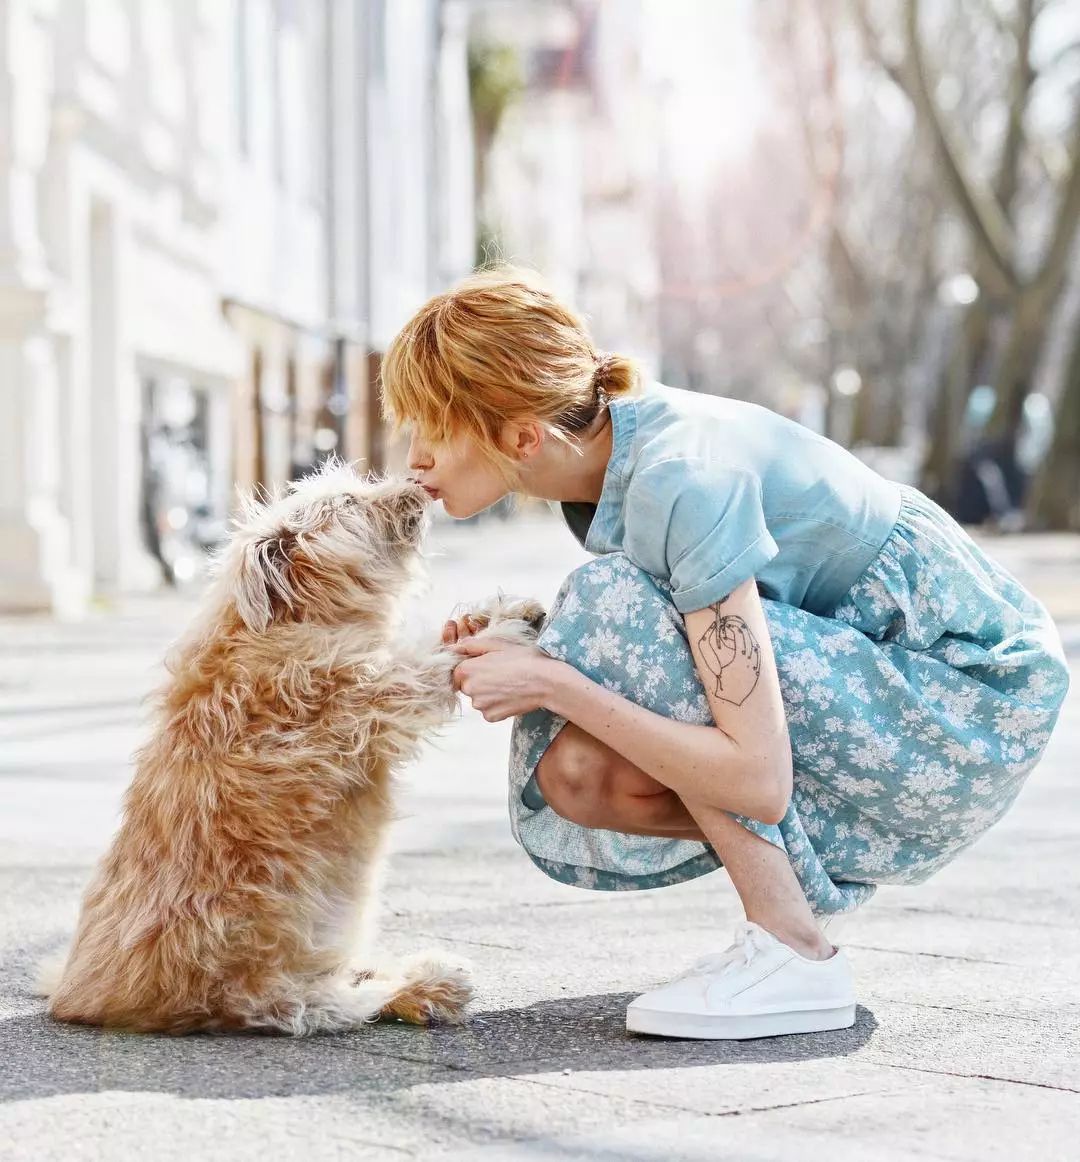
{"left": 433, "top": 1078, "right": 1080, "bottom": 1162}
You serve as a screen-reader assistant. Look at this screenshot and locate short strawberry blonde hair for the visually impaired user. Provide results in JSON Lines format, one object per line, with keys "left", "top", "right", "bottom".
{"left": 379, "top": 266, "right": 640, "bottom": 481}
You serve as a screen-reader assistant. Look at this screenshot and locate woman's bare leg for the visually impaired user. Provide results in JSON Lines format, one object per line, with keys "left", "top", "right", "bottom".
{"left": 537, "top": 724, "right": 833, "bottom": 959}
{"left": 677, "top": 800, "right": 832, "bottom": 958}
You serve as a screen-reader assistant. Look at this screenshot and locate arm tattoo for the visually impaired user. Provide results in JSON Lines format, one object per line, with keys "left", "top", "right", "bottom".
{"left": 697, "top": 597, "right": 762, "bottom": 707}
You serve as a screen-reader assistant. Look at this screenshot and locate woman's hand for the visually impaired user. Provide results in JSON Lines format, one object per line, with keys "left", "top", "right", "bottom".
{"left": 451, "top": 638, "right": 560, "bottom": 721}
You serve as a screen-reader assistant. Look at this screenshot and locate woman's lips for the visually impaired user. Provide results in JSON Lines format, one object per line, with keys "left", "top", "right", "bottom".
{"left": 421, "top": 484, "right": 440, "bottom": 500}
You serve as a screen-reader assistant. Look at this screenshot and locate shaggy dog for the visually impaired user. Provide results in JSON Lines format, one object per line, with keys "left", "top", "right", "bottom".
{"left": 41, "top": 463, "right": 544, "bottom": 1035}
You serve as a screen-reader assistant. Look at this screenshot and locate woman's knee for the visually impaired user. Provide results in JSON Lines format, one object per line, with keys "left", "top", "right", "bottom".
{"left": 535, "top": 727, "right": 693, "bottom": 833}
{"left": 535, "top": 728, "right": 614, "bottom": 828}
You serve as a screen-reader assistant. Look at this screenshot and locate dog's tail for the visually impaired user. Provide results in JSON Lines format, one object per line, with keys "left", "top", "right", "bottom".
{"left": 33, "top": 947, "right": 70, "bottom": 998}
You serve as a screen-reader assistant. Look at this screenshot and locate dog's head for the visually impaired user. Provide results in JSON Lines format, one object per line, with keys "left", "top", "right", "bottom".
{"left": 218, "top": 461, "right": 432, "bottom": 633}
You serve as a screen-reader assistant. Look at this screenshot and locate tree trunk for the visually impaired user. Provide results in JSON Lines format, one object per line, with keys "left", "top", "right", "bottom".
{"left": 880, "top": 376, "right": 906, "bottom": 447}
{"left": 920, "top": 298, "right": 989, "bottom": 502}
{"left": 847, "top": 369, "right": 904, "bottom": 448}
{"left": 847, "top": 367, "right": 876, "bottom": 446}
{"left": 1026, "top": 322, "right": 1080, "bottom": 530}
{"left": 984, "top": 287, "right": 1053, "bottom": 440}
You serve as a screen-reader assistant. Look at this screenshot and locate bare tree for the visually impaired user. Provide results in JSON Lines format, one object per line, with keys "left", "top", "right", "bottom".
{"left": 854, "top": 0, "right": 1080, "bottom": 521}
{"left": 752, "top": 0, "right": 944, "bottom": 447}
{"left": 1027, "top": 306, "right": 1080, "bottom": 528}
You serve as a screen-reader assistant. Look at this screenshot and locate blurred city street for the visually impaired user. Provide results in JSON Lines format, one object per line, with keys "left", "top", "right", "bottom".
{"left": 1, "top": 509, "right": 1078, "bottom": 1161}
{"left": 4, "top": 0, "right": 1080, "bottom": 1156}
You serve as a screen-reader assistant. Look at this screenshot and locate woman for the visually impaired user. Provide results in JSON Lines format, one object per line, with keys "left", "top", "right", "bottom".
{"left": 380, "top": 267, "right": 1069, "bottom": 1041}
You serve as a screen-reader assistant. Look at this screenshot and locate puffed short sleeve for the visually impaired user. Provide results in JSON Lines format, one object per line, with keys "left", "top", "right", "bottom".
{"left": 623, "top": 459, "right": 779, "bottom": 613}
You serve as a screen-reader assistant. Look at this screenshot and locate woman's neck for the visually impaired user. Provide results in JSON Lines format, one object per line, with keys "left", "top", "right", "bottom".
{"left": 520, "top": 409, "right": 614, "bottom": 505}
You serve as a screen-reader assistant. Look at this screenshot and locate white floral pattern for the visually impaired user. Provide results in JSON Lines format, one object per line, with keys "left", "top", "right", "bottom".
{"left": 509, "top": 487, "right": 1070, "bottom": 915}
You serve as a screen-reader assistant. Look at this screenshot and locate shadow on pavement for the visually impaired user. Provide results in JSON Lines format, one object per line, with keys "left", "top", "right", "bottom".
{"left": 0, "top": 991, "right": 877, "bottom": 1103}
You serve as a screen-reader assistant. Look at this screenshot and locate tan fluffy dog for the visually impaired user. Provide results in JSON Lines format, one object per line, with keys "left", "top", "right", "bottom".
{"left": 41, "top": 462, "right": 544, "bottom": 1035}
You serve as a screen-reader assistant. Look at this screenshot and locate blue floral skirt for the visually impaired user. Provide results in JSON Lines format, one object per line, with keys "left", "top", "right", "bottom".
{"left": 508, "top": 486, "right": 1070, "bottom": 914}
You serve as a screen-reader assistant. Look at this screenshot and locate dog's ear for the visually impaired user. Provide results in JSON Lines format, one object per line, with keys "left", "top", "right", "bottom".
{"left": 234, "top": 533, "right": 295, "bottom": 632}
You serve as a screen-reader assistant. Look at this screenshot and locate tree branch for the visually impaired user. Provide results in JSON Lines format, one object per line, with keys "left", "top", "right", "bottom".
{"left": 1032, "top": 95, "right": 1080, "bottom": 299}
{"left": 849, "top": 0, "right": 911, "bottom": 95}
{"left": 904, "top": 0, "right": 1020, "bottom": 294}
{"left": 963, "top": 0, "right": 1012, "bottom": 42}
{"left": 992, "top": 0, "right": 1037, "bottom": 211}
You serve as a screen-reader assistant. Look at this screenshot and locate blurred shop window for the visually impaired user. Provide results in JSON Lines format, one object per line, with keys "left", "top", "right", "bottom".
{"left": 140, "top": 377, "right": 229, "bottom": 586}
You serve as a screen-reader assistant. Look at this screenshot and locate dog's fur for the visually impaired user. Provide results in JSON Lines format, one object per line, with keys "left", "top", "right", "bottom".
{"left": 41, "top": 462, "right": 544, "bottom": 1035}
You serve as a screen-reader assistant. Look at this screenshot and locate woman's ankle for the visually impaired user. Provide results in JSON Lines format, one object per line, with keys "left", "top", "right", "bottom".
{"left": 749, "top": 916, "right": 834, "bottom": 961}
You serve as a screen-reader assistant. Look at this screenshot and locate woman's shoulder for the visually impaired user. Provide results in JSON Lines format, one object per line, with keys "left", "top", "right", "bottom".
{"left": 622, "top": 382, "right": 783, "bottom": 481}
{"left": 627, "top": 381, "right": 882, "bottom": 485}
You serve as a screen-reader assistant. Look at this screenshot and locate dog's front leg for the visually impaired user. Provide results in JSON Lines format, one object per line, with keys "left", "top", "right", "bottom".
{"left": 367, "top": 647, "right": 460, "bottom": 763}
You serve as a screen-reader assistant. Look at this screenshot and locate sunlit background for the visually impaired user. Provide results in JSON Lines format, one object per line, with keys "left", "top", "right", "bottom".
{"left": 2, "top": 0, "right": 1080, "bottom": 616}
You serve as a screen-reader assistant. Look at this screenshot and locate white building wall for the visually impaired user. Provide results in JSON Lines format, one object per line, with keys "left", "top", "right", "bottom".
{"left": 0, "top": 0, "right": 476, "bottom": 613}
{"left": 435, "top": 0, "right": 477, "bottom": 288}
{"left": 366, "top": 0, "right": 435, "bottom": 352}
{"left": 367, "top": 0, "right": 476, "bottom": 353}
{"left": 220, "top": 0, "right": 329, "bottom": 330}
{"left": 1, "top": 0, "right": 244, "bottom": 611}
{"left": 0, "top": 0, "right": 271, "bottom": 610}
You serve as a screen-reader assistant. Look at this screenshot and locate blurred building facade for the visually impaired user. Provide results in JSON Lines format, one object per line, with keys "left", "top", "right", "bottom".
{"left": 472, "top": 0, "right": 662, "bottom": 372}
{"left": 0, "top": 0, "right": 474, "bottom": 614}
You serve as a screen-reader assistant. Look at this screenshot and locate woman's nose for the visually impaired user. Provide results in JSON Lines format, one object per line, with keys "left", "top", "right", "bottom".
{"left": 406, "top": 433, "right": 432, "bottom": 472}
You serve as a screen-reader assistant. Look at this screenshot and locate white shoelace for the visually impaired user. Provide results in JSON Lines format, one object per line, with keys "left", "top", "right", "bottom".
{"left": 680, "top": 921, "right": 772, "bottom": 979}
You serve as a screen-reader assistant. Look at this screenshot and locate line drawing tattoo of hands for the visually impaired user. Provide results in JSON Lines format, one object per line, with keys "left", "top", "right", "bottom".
{"left": 697, "top": 600, "right": 762, "bottom": 707}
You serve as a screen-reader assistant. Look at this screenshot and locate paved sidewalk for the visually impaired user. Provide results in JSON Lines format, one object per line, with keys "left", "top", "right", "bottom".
{"left": 1, "top": 513, "right": 1078, "bottom": 1160}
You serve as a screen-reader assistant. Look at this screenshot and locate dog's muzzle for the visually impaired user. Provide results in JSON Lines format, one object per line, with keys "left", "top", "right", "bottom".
{"left": 396, "top": 486, "right": 430, "bottom": 541}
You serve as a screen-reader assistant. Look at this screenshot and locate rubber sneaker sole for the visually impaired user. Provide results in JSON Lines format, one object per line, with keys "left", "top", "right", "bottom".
{"left": 626, "top": 1002, "right": 856, "bottom": 1040}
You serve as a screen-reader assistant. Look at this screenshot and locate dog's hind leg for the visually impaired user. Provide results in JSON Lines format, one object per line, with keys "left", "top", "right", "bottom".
{"left": 263, "top": 957, "right": 472, "bottom": 1035}
{"left": 256, "top": 973, "right": 414, "bottom": 1035}
{"left": 368, "top": 953, "right": 473, "bottom": 1026}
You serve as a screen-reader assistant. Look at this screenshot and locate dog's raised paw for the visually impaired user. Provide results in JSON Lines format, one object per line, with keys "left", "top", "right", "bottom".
{"left": 460, "top": 594, "right": 547, "bottom": 636}
{"left": 506, "top": 598, "right": 547, "bottom": 633}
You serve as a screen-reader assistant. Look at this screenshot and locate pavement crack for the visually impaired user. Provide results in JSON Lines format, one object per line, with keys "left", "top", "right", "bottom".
{"left": 398, "top": 931, "right": 523, "bottom": 952}
{"left": 846, "top": 942, "right": 1018, "bottom": 966}
{"left": 876, "top": 1060, "right": 1080, "bottom": 1094}
{"left": 885, "top": 998, "right": 1044, "bottom": 1024}
{"left": 510, "top": 1077, "right": 920, "bottom": 1120}
{"left": 886, "top": 905, "right": 1065, "bottom": 929}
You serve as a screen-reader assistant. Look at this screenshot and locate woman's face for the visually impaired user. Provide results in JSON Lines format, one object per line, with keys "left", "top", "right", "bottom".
{"left": 406, "top": 427, "right": 516, "bottom": 519}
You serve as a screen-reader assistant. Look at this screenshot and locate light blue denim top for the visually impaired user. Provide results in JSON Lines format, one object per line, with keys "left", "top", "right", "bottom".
{"left": 560, "top": 381, "right": 903, "bottom": 615}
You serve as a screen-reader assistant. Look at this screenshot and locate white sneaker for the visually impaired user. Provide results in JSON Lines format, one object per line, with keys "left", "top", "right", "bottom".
{"left": 626, "top": 921, "right": 856, "bottom": 1040}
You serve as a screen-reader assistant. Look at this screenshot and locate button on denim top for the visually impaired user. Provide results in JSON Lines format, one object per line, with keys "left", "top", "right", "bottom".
{"left": 560, "top": 381, "right": 903, "bottom": 616}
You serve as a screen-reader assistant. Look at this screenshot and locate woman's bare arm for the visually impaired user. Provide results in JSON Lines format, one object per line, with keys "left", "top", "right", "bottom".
{"left": 540, "top": 578, "right": 792, "bottom": 824}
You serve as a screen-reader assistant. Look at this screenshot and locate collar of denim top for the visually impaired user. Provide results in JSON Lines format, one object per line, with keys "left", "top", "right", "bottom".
{"left": 559, "top": 392, "right": 637, "bottom": 556}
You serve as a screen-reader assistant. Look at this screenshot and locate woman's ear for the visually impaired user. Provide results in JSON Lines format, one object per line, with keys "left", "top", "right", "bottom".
{"left": 502, "top": 420, "right": 545, "bottom": 461}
